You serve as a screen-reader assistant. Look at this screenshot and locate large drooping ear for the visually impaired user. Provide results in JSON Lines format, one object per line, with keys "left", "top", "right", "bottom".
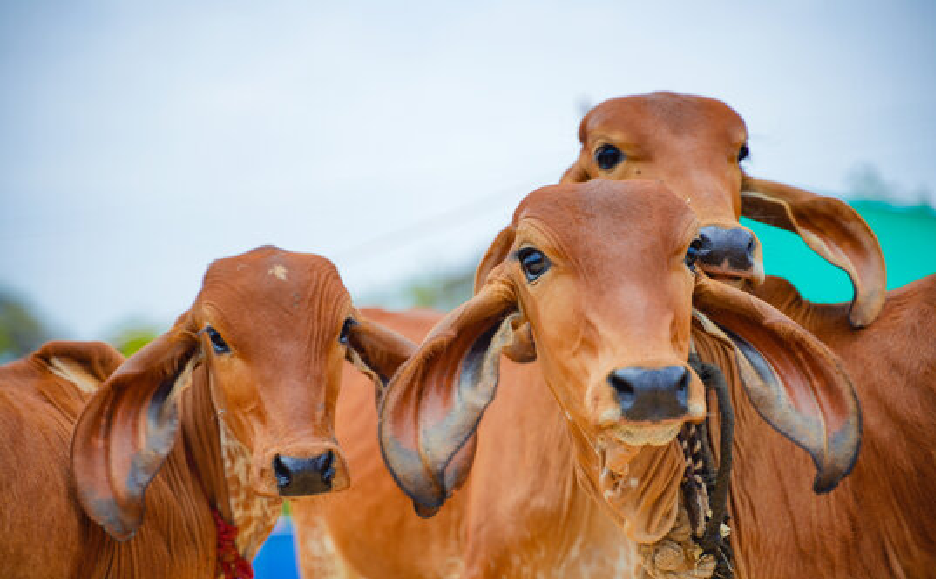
{"left": 71, "top": 312, "right": 200, "bottom": 540}
{"left": 692, "top": 274, "right": 861, "bottom": 493}
{"left": 344, "top": 313, "right": 418, "bottom": 400}
{"left": 472, "top": 225, "right": 536, "bottom": 362}
{"left": 740, "top": 174, "right": 885, "bottom": 328}
{"left": 379, "top": 271, "right": 525, "bottom": 517}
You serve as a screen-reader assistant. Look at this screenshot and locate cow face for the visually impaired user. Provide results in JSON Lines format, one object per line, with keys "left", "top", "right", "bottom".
{"left": 500, "top": 180, "right": 707, "bottom": 446}
{"left": 563, "top": 92, "right": 885, "bottom": 328}
{"left": 378, "top": 180, "right": 708, "bottom": 520}
{"left": 72, "top": 246, "right": 415, "bottom": 539}
{"left": 379, "top": 180, "right": 860, "bottom": 542}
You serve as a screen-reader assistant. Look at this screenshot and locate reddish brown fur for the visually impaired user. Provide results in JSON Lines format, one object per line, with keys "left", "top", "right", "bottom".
{"left": 711, "top": 275, "right": 936, "bottom": 577}
{"left": 294, "top": 181, "right": 861, "bottom": 578}
{"left": 564, "top": 92, "right": 886, "bottom": 328}
{"left": 0, "top": 247, "right": 414, "bottom": 578}
{"left": 292, "top": 180, "right": 921, "bottom": 579}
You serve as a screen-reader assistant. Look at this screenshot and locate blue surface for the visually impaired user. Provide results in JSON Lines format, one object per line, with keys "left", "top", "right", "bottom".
{"left": 253, "top": 518, "right": 299, "bottom": 579}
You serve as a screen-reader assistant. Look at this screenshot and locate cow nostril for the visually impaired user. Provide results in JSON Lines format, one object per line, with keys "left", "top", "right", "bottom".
{"left": 273, "top": 454, "right": 291, "bottom": 490}
{"left": 316, "top": 450, "right": 336, "bottom": 485}
{"left": 608, "top": 371, "right": 636, "bottom": 409}
{"left": 676, "top": 368, "right": 690, "bottom": 407}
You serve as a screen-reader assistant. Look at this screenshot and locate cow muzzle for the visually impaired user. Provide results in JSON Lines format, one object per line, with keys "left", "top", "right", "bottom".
{"left": 608, "top": 365, "right": 690, "bottom": 422}
{"left": 254, "top": 442, "right": 350, "bottom": 497}
{"left": 696, "top": 225, "right": 764, "bottom": 285}
{"left": 273, "top": 451, "right": 339, "bottom": 496}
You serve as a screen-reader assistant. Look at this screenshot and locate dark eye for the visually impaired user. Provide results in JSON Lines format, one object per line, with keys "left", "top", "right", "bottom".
{"left": 737, "top": 144, "right": 749, "bottom": 162}
{"left": 594, "top": 144, "right": 624, "bottom": 171}
{"left": 518, "top": 247, "right": 550, "bottom": 282}
{"left": 339, "top": 318, "right": 355, "bottom": 345}
{"left": 685, "top": 236, "right": 711, "bottom": 271}
{"left": 205, "top": 325, "right": 230, "bottom": 354}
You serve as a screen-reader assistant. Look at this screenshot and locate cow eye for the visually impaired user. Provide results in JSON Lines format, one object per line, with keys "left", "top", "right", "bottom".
{"left": 737, "top": 144, "right": 749, "bottom": 162}
{"left": 339, "top": 317, "right": 355, "bottom": 345}
{"left": 685, "top": 236, "right": 710, "bottom": 271}
{"left": 595, "top": 144, "right": 624, "bottom": 171}
{"left": 205, "top": 325, "right": 230, "bottom": 354}
{"left": 518, "top": 247, "right": 550, "bottom": 282}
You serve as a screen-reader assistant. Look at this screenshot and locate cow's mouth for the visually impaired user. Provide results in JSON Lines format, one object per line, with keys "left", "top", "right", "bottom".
{"left": 603, "top": 421, "right": 682, "bottom": 447}
{"left": 702, "top": 265, "right": 762, "bottom": 288}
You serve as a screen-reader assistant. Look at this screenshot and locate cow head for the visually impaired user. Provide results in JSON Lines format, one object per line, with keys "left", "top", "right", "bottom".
{"left": 562, "top": 92, "right": 885, "bottom": 328}
{"left": 379, "top": 181, "right": 860, "bottom": 542}
{"left": 71, "top": 246, "right": 415, "bottom": 540}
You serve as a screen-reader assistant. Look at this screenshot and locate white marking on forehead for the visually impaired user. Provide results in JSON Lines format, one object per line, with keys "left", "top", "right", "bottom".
{"left": 268, "top": 264, "right": 289, "bottom": 280}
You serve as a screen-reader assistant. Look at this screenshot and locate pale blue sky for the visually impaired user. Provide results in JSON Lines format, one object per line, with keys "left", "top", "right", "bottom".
{"left": 2, "top": 0, "right": 935, "bottom": 339}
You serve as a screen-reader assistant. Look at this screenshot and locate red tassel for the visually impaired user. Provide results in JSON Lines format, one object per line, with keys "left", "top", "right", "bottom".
{"left": 211, "top": 507, "right": 254, "bottom": 579}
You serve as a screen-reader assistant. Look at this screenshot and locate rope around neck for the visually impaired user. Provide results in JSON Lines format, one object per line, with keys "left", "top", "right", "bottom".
{"left": 211, "top": 506, "right": 254, "bottom": 579}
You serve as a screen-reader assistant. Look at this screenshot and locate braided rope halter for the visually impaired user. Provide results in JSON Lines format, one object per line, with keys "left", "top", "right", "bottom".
{"left": 639, "top": 355, "right": 735, "bottom": 579}
{"left": 211, "top": 506, "right": 254, "bottom": 579}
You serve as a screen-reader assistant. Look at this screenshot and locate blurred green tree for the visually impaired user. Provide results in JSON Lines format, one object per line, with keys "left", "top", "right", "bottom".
{"left": 106, "top": 321, "right": 161, "bottom": 357}
{"left": 0, "top": 289, "right": 51, "bottom": 363}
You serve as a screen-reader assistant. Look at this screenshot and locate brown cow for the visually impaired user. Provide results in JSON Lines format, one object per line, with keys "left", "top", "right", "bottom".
{"left": 0, "top": 246, "right": 414, "bottom": 578}
{"left": 293, "top": 180, "right": 862, "bottom": 578}
{"left": 562, "top": 91, "right": 886, "bottom": 329}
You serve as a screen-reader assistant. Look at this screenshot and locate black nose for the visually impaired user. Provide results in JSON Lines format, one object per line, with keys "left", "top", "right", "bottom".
{"left": 607, "top": 366, "right": 690, "bottom": 421}
{"left": 697, "top": 226, "right": 756, "bottom": 272}
{"left": 273, "top": 450, "right": 336, "bottom": 496}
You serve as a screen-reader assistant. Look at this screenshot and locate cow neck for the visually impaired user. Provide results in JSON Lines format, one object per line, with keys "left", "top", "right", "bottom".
{"left": 561, "top": 395, "right": 685, "bottom": 544}
{"left": 179, "top": 363, "right": 280, "bottom": 573}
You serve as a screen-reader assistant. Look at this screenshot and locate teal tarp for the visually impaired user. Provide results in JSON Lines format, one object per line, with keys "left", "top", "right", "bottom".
{"left": 743, "top": 200, "right": 936, "bottom": 304}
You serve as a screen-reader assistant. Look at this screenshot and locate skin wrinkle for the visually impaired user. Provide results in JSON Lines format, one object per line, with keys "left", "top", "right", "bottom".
{"left": 298, "top": 178, "right": 905, "bottom": 578}
{"left": 564, "top": 91, "right": 886, "bottom": 327}
{"left": 301, "top": 181, "right": 702, "bottom": 578}
{"left": 0, "top": 247, "right": 417, "bottom": 579}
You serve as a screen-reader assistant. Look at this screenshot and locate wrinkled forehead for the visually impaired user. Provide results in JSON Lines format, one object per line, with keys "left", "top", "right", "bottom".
{"left": 514, "top": 181, "right": 698, "bottom": 264}
{"left": 582, "top": 92, "right": 747, "bottom": 145}
{"left": 195, "top": 246, "right": 351, "bottom": 329}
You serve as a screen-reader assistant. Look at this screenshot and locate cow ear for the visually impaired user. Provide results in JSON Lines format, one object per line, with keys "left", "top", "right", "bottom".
{"left": 559, "top": 158, "right": 590, "bottom": 183}
{"left": 71, "top": 312, "right": 200, "bottom": 540}
{"left": 692, "top": 274, "right": 861, "bottom": 494}
{"left": 740, "top": 174, "right": 885, "bottom": 328}
{"left": 378, "top": 272, "right": 524, "bottom": 517}
{"left": 473, "top": 226, "right": 516, "bottom": 293}
{"left": 344, "top": 313, "right": 417, "bottom": 401}
{"left": 35, "top": 341, "right": 125, "bottom": 391}
{"left": 472, "top": 227, "right": 536, "bottom": 363}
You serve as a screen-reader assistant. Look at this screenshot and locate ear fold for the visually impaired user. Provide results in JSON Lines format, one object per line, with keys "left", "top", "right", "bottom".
{"left": 473, "top": 226, "right": 516, "bottom": 293}
{"left": 71, "top": 313, "right": 200, "bottom": 540}
{"left": 692, "top": 274, "right": 861, "bottom": 493}
{"left": 559, "top": 159, "right": 590, "bottom": 183}
{"left": 35, "top": 341, "right": 125, "bottom": 393}
{"left": 472, "top": 225, "right": 536, "bottom": 362}
{"left": 344, "top": 313, "right": 417, "bottom": 401}
{"left": 378, "top": 273, "right": 523, "bottom": 516}
{"left": 740, "top": 174, "right": 885, "bottom": 328}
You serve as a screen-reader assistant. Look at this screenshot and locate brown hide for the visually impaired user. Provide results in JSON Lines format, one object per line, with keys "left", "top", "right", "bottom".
{"left": 0, "top": 342, "right": 123, "bottom": 578}
{"left": 564, "top": 91, "right": 885, "bottom": 327}
{"left": 1, "top": 247, "right": 414, "bottom": 578}
{"left": 294, "top": 309, "right": 644, "bottom": 578}
{"left": 294, "top": 181, "right": 859, "bottom": 578}
{"left": 713, "top": 274, "right": 936, "bottom": 578}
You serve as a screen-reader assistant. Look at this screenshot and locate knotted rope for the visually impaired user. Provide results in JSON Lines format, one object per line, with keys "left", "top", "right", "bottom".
{"left": 211, "top": 506, "right": 254, "bottom": 579}
{"left": 638, "top": 355, "right": 734, "bottom": 579}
